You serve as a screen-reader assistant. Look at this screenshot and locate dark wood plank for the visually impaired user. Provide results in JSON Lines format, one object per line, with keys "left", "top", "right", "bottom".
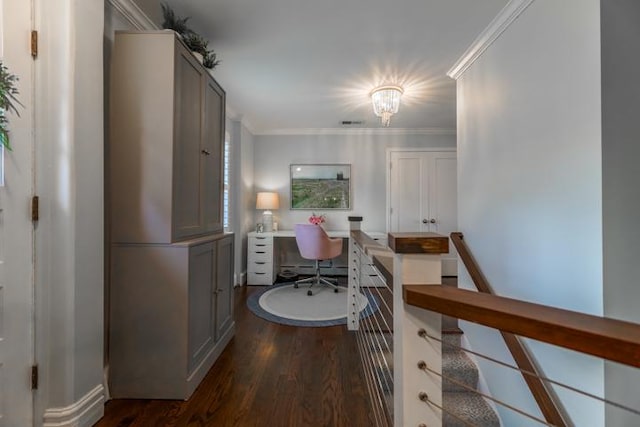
{"left": 450, "top": 232, "right": 494, "bottom": 294}
{"left": 95, "top": 286, "right": 374, "bottom": 427}
{"left": 387, "top": 232, "right": 449, "bottom": 254}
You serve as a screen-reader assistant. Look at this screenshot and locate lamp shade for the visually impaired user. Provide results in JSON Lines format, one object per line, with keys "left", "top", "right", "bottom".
{"left": 256, "top": 192, "right": 280, "bottom": 210}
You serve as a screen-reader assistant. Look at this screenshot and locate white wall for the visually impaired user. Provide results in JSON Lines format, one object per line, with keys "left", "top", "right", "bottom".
{"left": 455, "top": 0, "right": 603, "bottom": 425}
{"left": 253, "top": 132, "right": 455, "bottom": 233}
{"left": 35, "top": 0, "right": 105, "bottom": 425}
{"left": 132, "top": 0, "right": 162, "bottom": 25}
{"left": 228, "top": 118, "right": 255, "bottom": 285}
{"left": 601, "top": 1, "right": 640, "bottom": 424}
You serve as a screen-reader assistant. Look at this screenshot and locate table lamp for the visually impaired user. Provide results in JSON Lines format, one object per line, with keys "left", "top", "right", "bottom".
{"left": 256, "top": 192, "right": 279, "bottom": 232}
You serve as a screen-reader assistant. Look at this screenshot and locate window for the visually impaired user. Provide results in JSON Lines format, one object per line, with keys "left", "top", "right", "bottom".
{"left": 223, "top": 131, "right": 231, "bottom": 231}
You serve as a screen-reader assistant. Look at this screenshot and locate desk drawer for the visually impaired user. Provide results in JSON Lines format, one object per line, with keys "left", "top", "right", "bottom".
{"left": 248, "top": 247, "right": 273, "bottom": 261}
{"left": 249, "top": 236, "right": 273, "bottom": 248}
{"left": 247, "top": 271, "right": 273, "bottom": 285}
{"left": 248, "top": 261, "right": 272, "bottom": 274}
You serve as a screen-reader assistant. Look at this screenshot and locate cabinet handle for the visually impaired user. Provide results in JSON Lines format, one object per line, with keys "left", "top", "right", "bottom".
{"left": 255, "top": 262, "right": 266, "bottom": 265}
{"left": 201, "top": 149, "right": 211, "bottom": 156}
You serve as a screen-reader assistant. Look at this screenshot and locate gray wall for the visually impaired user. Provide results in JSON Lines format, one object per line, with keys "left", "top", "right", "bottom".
{"left": 455, "top": 0, "right": 603, "bottom": 425}
{"left": 601, "top": 1, "right": 640, "bottom": 424}
{"left": 252, "top": 132, "right": 455, "bottom": 233}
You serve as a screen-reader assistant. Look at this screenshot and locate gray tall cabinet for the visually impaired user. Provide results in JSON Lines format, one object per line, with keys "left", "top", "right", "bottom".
{"left": 108, "top": 31, "right": 234, "bottom": 400}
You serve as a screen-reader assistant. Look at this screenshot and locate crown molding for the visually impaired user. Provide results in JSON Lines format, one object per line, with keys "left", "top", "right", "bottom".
{"left": 253, "top": 127, "right": 456, "bottom": 136}
{"left": 225, "top": 106, "right": 257, "bottom": 135}
{"left": 225, "top": 105, "right": 241, "bottom": 122}
{"left": 447, "top": 0, "right": 535, "bottom": 80}
{"left": 107, "top": 0, "right": 159, "bottom": 31}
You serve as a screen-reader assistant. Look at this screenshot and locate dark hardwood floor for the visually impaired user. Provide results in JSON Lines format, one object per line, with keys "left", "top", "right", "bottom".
{"left": 95, "top": 285, "right": 375, "bottom": 427}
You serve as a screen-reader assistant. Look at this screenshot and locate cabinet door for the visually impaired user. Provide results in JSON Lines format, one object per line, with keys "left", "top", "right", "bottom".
{"left": 215, "top": 236, "right": 234, "bottom": 340}
{"left": 202, "top": 76, "right": 225, "bottom": 234}
{"left": 173, "top": 45, "right": 205, "bottom": 241}
{"left": 389, "top": 150, "right": 458, "bottom": 276}
{"left": 187, "top": 242, "right": 216, "bottom": 374}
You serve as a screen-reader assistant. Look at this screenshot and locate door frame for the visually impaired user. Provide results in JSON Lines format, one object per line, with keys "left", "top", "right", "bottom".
{"left": 0, "top": 0, "right": 37, "bottom": 425}
{"left": 385, "top": 147, "right": 456, "bottom": 233}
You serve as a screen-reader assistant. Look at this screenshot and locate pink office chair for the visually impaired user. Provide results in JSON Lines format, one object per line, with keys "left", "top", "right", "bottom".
{"left": 294, "top": 223, "right": 343, "bottom": 296}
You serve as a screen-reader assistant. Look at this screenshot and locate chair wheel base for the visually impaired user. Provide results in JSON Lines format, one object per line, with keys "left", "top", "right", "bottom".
{"left": 334, "top": 288, "right": 339, "bottom": 293}
{"left": 294, "top": 283, "right": 298, "bottom": 288}
{"left": 307, "top": 290, "right": 313, "bottom": 296}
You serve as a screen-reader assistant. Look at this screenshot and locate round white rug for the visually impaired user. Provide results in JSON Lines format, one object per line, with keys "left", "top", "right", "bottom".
{"left": 247, "top": 282, "right": 377, "bottom": 327}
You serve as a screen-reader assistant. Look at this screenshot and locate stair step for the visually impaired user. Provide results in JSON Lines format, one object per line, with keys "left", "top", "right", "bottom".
{"left": 442, "top": 350, "right": 479, "bottom": 392}
{"left": 442, "top": 314, "right": 459, "bottom": 330}
{"left": 441, "top": 331, "right": 462, "bottom": 351}
{"left": 443, "top": 392, "right": 500, "bottom": 427}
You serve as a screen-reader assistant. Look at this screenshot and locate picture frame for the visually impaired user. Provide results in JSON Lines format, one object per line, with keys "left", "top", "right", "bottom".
{"left": 290, "top": 164, "right": 351, "bottom": 210}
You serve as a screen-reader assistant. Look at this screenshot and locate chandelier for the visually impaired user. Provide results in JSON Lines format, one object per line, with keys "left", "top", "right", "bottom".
{"left": 370, "top": 85, "right": 404, "bottom": 127}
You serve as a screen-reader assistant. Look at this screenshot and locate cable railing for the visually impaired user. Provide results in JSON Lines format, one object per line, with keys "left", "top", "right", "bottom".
{"left": 348, "top": 226, "right": 394, "bottom": 427}
{"left": 348, "top": 221, "right": 640, "bottom": 427}
{"left": 348, "top": 218, "right": 449, "bottom": 426}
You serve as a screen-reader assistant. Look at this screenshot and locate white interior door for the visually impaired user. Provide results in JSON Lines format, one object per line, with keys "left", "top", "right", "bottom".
{"left": 389, "top": 150, "right": 458, "bottom": 276}
{"left": 0, "top": 1, "right": 36, "bottom": 425}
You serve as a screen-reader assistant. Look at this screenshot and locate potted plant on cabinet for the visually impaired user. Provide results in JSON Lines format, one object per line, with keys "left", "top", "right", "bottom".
{"left": 0, "top": 61, "right": 23, "bottom": 151}
{"left": 160, "top": 3, "right": 221, "bottom": 70}
{"left": 160, "top": 2, "right": 191, "bottom": 37}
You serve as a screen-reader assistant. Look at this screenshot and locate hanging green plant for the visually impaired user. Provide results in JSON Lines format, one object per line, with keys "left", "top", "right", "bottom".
{"left": 0, "top": 61, "right": 23, "bottom": 151}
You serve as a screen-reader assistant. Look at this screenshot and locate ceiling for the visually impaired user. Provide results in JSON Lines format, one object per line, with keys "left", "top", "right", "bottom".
{"left": 163, "top": 0, "right": 508, "bottom": 134}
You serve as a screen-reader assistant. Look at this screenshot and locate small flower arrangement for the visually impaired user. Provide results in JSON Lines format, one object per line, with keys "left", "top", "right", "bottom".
{"left": 308, "top": 212, "right": 326, "bottom": 225}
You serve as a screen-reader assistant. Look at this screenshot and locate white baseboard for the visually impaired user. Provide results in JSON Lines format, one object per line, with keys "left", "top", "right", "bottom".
{"left": 236, "top": 271, "right": 247, "bottom": 286}
{"left": 43, "top": 384, "right": 105, "bottom": 427}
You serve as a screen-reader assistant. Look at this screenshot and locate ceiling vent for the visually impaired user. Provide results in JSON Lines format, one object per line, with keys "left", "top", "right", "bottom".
{"left": 340, "top": 120, "right": 365, "bottom": 126}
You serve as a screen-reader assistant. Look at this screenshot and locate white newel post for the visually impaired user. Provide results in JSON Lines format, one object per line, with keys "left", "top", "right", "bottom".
{"left": 392, "top": 233, "right": 447, "bottom": 427}
{"left": 347, "top": 217, "right": 363, "bottom": 331}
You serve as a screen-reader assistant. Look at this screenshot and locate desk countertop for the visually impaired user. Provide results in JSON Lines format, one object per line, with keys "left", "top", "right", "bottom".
{"left": 248, "top": 230, "right": 386, "bottom": 239}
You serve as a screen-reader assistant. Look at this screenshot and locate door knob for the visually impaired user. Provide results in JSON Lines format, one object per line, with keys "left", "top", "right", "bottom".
{"left": 422, "top": 219, "right": 428, "bottom": 224}
{"left": 430, "top": 219, "right": 436, "bottom": 223}
{"left": 201, "top": 149, "right": 211, "bottom": 156}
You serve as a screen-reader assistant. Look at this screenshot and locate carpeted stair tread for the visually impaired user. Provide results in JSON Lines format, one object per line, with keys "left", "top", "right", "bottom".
{"left": 443, "top": 392, "right": 500, "bottom": 427}
{"left": 442, "top": 350, "right": 479, "bottom": 392}
{"left": 440, "top": 275, "right": 500, "bottom": 426}
{"left": 441, "top": 332, "right": 463, "bottom": 352}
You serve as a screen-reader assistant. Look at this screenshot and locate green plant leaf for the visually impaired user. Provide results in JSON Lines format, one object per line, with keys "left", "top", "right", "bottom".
{"left": 0, "top": 61, "right": 23, "bottom": 151}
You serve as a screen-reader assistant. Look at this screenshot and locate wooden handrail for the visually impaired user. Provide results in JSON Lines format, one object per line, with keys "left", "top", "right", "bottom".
{"left": 404, "top": 285, "right": 640, "bottom": 368}
{"left": 449, "top": 232, "right": 570, "bottom": 427}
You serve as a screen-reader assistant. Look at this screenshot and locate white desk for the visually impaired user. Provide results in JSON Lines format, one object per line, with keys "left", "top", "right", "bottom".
{"left": 247, "top": 230, "right": 386, "bottom": 285}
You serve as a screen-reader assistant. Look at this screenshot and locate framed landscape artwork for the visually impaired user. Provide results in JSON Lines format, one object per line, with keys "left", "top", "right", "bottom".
{"left": 290, "top": 164, "right": 351, "bottom": 210}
